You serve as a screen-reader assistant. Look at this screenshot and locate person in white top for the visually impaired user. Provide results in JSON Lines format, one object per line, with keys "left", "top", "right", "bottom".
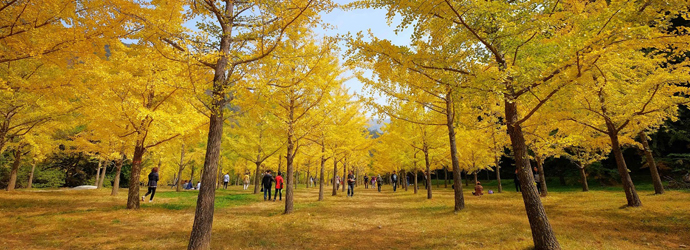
{"left": 223, "top": 173, "right": 230, "bottom": 189}
{"left": 196, "top": 182, "right": 201, "bottom": 190}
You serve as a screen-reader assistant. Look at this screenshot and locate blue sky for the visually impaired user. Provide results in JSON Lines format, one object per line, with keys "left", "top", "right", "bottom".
{"left": 317, "top": 0, "right": 412, "bottom": 102}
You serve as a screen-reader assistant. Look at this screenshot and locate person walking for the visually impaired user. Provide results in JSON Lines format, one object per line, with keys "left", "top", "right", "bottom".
{"left": 514, "top": 169, "right": 521, "bottom": 192}
{"left": 377, "top": 175, "right": 382, "bottom": 192}
{"left": 347, "top": 171, "right": 355, "bottom": 197}
{"left": 261, "top": 170, "right": 274, "bottom": 201}
{"left": 223, "top": 173, "right": 230, "bottom": 189}
{"left": 391, "top": 171, "right": 398, "bottom": 192}
{"left": 274, "top": 172, "right": 284, "bottom": 201}
{"left": 243, "top": 172, "right": 250, "bottom": 190}
{"left": 335, "top": 175, "right": 341, "bottom": 191}
{"left": 142, "top": 167, "right": 159, "bottom": 202}
{"left": 363, "top": 175, "right": 369, "bottom": 189}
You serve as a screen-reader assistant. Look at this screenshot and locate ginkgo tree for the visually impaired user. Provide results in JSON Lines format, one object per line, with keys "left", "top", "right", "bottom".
{"left": 561, "top": 49, "right": 690, "bottom": 207}
{"left": 75, "top": 43, "right": 206, "bottom": 209}
{"left": 347, "top": 1, "right": 690, "bottom": 248}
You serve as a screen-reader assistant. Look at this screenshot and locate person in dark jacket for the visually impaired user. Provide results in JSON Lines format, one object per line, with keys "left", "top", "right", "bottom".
{"left": 261, "top": 170, "right": 274, "bottom": 201}
{"left": 347, "top": 171, "right": 355, "bottom": 197}
{"left": 142, "top": 167, "right": 159, "bottom": 202}
{"left": 514, "top": 169, "right": 521, "bottom": 192}
{"left": 274, "top": 172, "right": 284, "bottom": 201}
{"left": 377, "top": 175, "right": 383, "bottom": 192}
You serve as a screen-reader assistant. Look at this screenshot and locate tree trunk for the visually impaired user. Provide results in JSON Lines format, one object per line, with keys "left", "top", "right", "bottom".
{"left": 216, "top": 161, "right": 222, "bottom": 190}
{"left": 473, "top": 171, "right": 478, "bottom": 184}
{"left": 495, "top": 156, "right": 503, "bottom": 193}
{"left": 253, "top": 161, "right": 261, "bottom": 194}
{"left": 27, "top": 162, "right": 36, "bottom": 189}
{"left": 284, "top": 102, "right": 296, "bottom": 214}
{"left": 535, "top": 156, "right": 548, "bottom": 197}
{"left": 98, "top": 159, "right": 107, "bottom": 188}
{"left": 607, "top": 124, "right": 641, "bottom": 207}
{"left": 176, "top": 144, "right": 186, "bottom": 192}
{"left": 425, "top": 149, "right": 432, "bottom": 199}
{"left": 403, "top": 170, "right": 408, "bottom": 191}
{"left": 332, "top": 157, "right": 338, "bottom": 196}
{"left": 465, "top": 171, "right": 469, "bottom": 186}
{"left": 307, "top": 168, "right": 310, "bottom": 188}
{"left": 639, "top": 131, "right": 664, "bottom": 195}
{"left": 126, "top": 143, "right": 146, "bottom": 209}
{"left": 6, "top": 149, "right": 21, "bottom": 191}
{"left": 413, "top": 170, "right": 418, "bottom": 194}
{"left": 319, "top": 144, "right": 326, "bottom": 201}
{"left": 505, "top": 100, "right": 560, "bottom": 249}
{"left": 111, "top": 154, "right": 124, "bottom": 196}
{"left": 579, "top": 166, "right": 589, "bottom": 192}
{"left": 188, "top": 111, "right": 224, "bottom": 249}
{"left": 444, "top": 166, "right": 448, "bottom": 188}
{"left": 95, "top": 159, "right": 102, "bottom": 187}
{"left": 341, "top": 160, "right": 346, "bottom": 192}
{"left": 445, "top": 91, "right": 465, "bottom": 211}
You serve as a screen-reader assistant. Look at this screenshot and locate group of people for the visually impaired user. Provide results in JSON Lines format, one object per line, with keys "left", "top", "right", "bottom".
{"left": 260, "top": 170, "right": 285, "bottom": 201}
{"left": 180, "top": 179, "right": 201, "bottom": 190}
{"left": 361, "top": 171, "right": 399, "bottom": 192}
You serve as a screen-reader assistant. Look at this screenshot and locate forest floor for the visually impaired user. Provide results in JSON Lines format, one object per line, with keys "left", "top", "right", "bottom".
{"left": 1, "top": 182, "right": 689, "bottom": 250}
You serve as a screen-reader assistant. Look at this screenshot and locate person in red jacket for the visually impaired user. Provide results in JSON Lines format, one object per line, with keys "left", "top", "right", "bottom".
{"left": 274, "top": 172, "right": 284, "bottom": 201}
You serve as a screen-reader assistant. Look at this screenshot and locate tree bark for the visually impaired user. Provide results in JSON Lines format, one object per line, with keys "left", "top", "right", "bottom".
{"left": 6, "top": 149, "right": 21, "bottom": 191}
{"left": 111, "top": 154, "right": 124, "bottom": 196}
{"left": 332, "top": 157, "right": 338, "bottom": 196}
{"left": 126, "top": 143, "right": 146, "bottom": 209}
{"left": 535, "top": 156, "right": 548, "bottom": 197}
{"left": 188, "top": 111, "right": 224, "bottom": 249}
{"left": 607, "top": 124, "right": 642, "bottom": 207}
{"left": 425, "top": 149, "right": 432, "bottom": 199}
{"left": 98, "top": 159, "right": 107, "bottom": 188}
{"left": 444, "top": 166, "right": 448, "bottom": 188}
{"left": 95, "top": 159, "right": 101, "bottom": 187}
{"left": 253, "top": 161, "right": 261, "bottom": 194}
{"left": 176, "top": 144, "right": 186, "bottom": 192}
{"left": 473, "top": 171, "right": 478, "bottom": 184}
{"left": 505, "top": 100, "right": 560, "bottom": 249}
{"left": 413, "top": 169, "right": 418, "bottom": 194}
{"left": 445, "top": 91, "right": 465, "bottom": 211}
{"left": 579, "top": 165, "right": 589, "bottom": 192}
{"left": 284, "top": 99, "right": 297, "bottom": 214}
{"left": 318, "top": 143, "right": 326, "bottom": 201}
{"left": 495, "top": 156, "right": 503, "bottom": 193}
{"left": 341, "top": 160, "right": 346, "bottom": 192}
{"left": 638, "top": 132, "right": 664, "bottom": 195}
{"left": 27, "top": 162, "right": 36, "bottom": 189}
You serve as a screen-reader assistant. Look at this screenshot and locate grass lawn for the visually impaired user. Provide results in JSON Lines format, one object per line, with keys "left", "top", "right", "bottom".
{"left": 1, "top": 183, "right": 689, "bottom": 249}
